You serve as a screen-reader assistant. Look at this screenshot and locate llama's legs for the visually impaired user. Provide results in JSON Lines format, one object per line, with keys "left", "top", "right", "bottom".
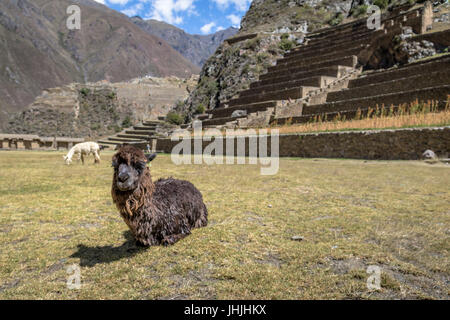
{"left": 81, "top": 154, "right": 85, "bottom": 165}
{"left": 94, "top": 151, "right": 101, "bottom": 164}
{"left": 135, "top": 240, "right": 148, "bottom": 247}
{"left": 161, "top": 233, "right": 189, "bottom": 246}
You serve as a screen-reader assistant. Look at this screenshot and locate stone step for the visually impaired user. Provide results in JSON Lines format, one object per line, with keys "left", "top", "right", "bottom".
{"left": 208, "top": 101, "right": 277, "bottom": 119}
{"left": 273, "top": 88, "right": 449, "bottom": 125}
{"left": 260, "top": 56, "right": 358, "bottom": 81}
{"left": 240, "top": 76, "right": 336, "bottom": 98}
{"left": 273, "top": 105, "right": 407, "bottom": 125}
{"left": 201, "top": 115, "right": 246, "bottom": 126}
{"left": 196, "top": 114, "right": 211, "bottom": 120}
{"left": 124, "top": 129, "right": 156, "bottom": 135}
{"left": 108, "top": 137, "right": 145, "bottom": 143}
{"left": 302, "top": 85, "right": 450, "bottom": 116}
{"left": 286, "top": 30, "right": 384, "bottom": 59}
{"left": 303, "top": 28, "right": 382, "bottom": 52}
{"left": 306, "top": 24, "right": 369, "bottom": 45}
{"left": 143, "top": 120, "right": 163, "bottom": 126}
{"left": 117, "top": 133, "right": 151, "bottom": 140}
{"left": 98, "top": 140, "right": 121, "bottom": 146}
{"left": 349, "top": 55, "right": 450, "bottom": 89}
{"left": 285, "top": 30, "right": 384, "bottom": 62}
{"left": 305, "top": 18, "right": 369, "bottom": 42}
{"left": 274, "top": 95, "right": 447, "bottom": 125}
{"left": 255, "top": 65, "right": 354, "bottom": 88}
{"left": 327, "top": 70, "right": 450, "bottom": 103}
{"left": 304, "top": 6, "right": 416, "bottom": 43}
{"left": 306, "top": 26, "right": 373, "bottom": 45}
{"left": 133, "top": 125, "right": 157, "bottom": 131}
{"left": 228, "top": 86, "right": 318, "bottom": 108}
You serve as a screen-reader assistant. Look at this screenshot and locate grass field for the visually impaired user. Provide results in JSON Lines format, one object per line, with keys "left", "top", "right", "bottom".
{"left": 0, "top": 151, "right": 448, "bottom": 299}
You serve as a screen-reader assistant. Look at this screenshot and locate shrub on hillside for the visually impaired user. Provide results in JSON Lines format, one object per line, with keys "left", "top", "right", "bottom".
{"left": 352, "top": 5, "right": 369, "bottom": 17}
{"left": 195, "top": 104, "right": 206, "bottom": 114}
{"left": 121, "top": 116, "right": 132, "bottom": 128}
{"left": 328, "top": 12, "right": 344, "bottom": 26}
{"left": 374, "top": 0, "right": 389, "bottom": 9}
{"left": 166, "top": 112, "right": 184, "bottom": 125}
{"left": 279, "top": 38, "right": 296, "bottom": 51}
{"left": 79, "top": 88, "right": 90, "bottom": 96}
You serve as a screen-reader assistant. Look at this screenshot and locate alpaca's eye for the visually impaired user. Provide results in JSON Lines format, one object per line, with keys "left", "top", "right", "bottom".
{"left": 111, "top": 160, "right": 118, "bottom": 168}
{"left": 135, "top": 162, "right": 146, "bottom": 172}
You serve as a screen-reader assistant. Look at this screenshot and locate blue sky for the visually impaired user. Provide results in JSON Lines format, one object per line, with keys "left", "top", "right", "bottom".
{"left": 93, "top": 0, "right": 252, "bottom": 35}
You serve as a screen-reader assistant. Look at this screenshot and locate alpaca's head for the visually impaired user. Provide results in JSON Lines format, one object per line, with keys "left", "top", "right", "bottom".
{"left": 112, "top": 145, "right": 157, "bottom": 192}
{"left": 63, "top": 155, "right": 72, "bottom": 165}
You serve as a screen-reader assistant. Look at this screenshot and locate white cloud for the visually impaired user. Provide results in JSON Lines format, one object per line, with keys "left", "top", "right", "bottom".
{"left": 121, "top": 3, "right": 144, "bottom": 16}
{"left": 93, "top": 0, "right": 106, "bottom": 4}
{"left": 200, "top": 22, "right": 216, "bottom": 34}
{"left": 147, "top": 0, "right": 196, "bottom": 25}
{"left": 108, "top": 0, "right": 131, "bottom": 5}
{"left": 213, "top": 0, "right": 251, "bottom": 11}
{"left": 216, "top": 26, "right": 225, "bottom": 32}
{"left": 226, "top": 14, "right": 241, "bottom": 28}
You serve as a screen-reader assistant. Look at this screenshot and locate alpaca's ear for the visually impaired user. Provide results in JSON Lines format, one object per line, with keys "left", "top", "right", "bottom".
{"left": 146, "top": 153, "right": 157, "bottom": 163}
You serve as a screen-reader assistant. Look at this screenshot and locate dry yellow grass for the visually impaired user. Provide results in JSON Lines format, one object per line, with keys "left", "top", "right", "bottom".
{"left": 274, "top": 109, "right": 450, "bottom": 135}
{"left": 193, "top": 100, "right": 450, "bottom": 137}
{"left": 0, "top": 151, "right": 448, "bottom": 299}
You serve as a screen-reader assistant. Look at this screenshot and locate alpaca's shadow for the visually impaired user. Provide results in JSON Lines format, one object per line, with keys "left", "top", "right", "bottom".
{"left": 70, "top": 231, "right": 147, "bottom": 267}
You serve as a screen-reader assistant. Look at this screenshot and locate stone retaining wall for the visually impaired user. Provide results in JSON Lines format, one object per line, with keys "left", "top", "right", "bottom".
{"left": 349, "top": 56, "right": 450, "bottom": 88}
{"left": 0, "top": 134, "right": 84, "bottom": 150}
{"left": 153, "top": 127, "right": 450, "bottom": 160}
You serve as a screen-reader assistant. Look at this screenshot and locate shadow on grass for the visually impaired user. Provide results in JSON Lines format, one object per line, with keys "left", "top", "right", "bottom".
{"left": 70, "top": 231, "right": 147, "bottom": 267}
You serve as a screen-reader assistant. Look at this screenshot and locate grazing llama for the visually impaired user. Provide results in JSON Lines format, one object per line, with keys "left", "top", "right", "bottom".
{"left": 111, "top": 145, "right": 208, "bottom": 246}
{"left": 63, "top": 142, "right": 101, "bottom": 165}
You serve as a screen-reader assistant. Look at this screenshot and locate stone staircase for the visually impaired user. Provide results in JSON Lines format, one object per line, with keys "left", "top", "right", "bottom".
{"left": 98, "top": 120, "right": 165, "bottom": 149}
{"left": 274, "top": 55, "right": 450, "bottom": 125}
{"left": 197, "top": 2, "right": 448, "bottom": 129}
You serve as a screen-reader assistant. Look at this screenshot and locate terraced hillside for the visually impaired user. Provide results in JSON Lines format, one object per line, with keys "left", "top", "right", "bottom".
{"left": 195, "top": 3, "right": 449, "bottom": 130}
{"left": 6, "top": 77, "right": 195, "bottom": 139}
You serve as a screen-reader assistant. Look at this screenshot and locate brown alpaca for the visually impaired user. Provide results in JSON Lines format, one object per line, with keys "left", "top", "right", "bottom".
{"left": 111, "top": 145, "right": 208, "bottom": 246}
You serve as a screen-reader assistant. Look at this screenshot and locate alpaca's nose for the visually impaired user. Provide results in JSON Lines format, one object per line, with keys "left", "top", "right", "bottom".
{"left": 118, "top": 172, "right": 129, "bottom": 182}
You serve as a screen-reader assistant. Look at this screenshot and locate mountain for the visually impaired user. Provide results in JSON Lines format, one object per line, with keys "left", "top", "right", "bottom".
{"left": 0, "top": 0, "right": 199, "bottom": 130}
{"left": 131, "top": 17, "right": 238, "bottom": 67}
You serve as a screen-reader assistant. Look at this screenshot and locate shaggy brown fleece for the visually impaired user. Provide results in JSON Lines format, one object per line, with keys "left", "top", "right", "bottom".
{"left": 111, "top": 145, "right": 208, "bottom": 246}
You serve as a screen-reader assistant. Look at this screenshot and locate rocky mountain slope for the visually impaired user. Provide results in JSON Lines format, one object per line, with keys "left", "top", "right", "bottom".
{"left": 180, "top": 0, "right": 428, "bottom": 121}
{"left": 0, "top": 0, "right": 199, "bottom": 130}
{"left": 132, "top": 17, "right": 238, "bottom": 67}
{"left": 6, "top": 76, "right": 197, "bottom": 139}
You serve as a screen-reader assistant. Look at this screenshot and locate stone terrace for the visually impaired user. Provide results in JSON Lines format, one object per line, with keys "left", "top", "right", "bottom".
{"left": 196, "top": 2, "right": 449, "bottom": 129}
{"left": 98, "top": 120, "right": 164, "bottom": 150}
